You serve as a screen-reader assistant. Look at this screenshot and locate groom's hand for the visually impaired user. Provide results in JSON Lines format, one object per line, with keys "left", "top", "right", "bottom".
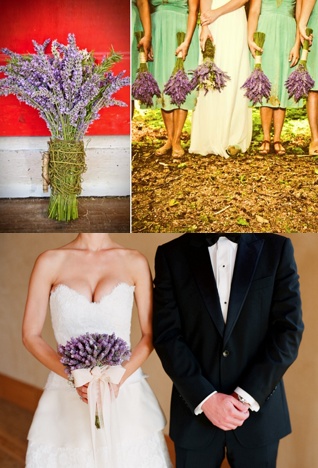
{"left": 201, "top": 392, "right": 250, "bottom": 431}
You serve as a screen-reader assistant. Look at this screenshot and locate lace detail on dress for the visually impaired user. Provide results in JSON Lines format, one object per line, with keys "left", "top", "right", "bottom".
{"left": 27, "top": 432, "right": 172, "bottom": 468}
{"left": 50, "top": 283, "right": 135, "bottom": 346}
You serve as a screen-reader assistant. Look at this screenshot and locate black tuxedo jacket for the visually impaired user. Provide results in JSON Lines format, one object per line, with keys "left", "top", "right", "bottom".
{"left": 153, "top": 233, "right": 303, "bottom": 449}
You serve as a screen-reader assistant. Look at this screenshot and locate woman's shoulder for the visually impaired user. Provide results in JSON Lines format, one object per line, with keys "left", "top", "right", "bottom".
{"left": 115, "top": 245, "right": 148, "bottom": 264}
{"left": 34, "top": 247, "right": 72, "bottom": 268}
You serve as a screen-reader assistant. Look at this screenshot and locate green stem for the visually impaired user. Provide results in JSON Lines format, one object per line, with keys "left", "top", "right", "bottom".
{"left": 300, "top": 27, "right": 313, "bottom": 67}
{"left": 202, "top": 38, "right": 215, "bottom": 61}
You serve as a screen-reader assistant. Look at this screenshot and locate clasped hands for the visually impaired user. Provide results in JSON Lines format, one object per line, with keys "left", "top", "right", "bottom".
{"left": 201, "top": 392, "right": 250, "bottom": 431}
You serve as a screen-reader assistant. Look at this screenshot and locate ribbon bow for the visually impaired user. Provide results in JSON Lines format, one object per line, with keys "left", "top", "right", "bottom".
{"left": 72, "top": 365, "right": 126, "bottom": 467}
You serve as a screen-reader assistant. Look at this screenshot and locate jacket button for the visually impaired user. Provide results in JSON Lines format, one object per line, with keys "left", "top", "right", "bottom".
{"left": 223, "top": 350, "right": 230, "bottom": 357}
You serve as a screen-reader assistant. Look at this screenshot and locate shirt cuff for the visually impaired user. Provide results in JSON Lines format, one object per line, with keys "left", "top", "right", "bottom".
{"left": 194, "top": 391, "right": 217, "bottom": 415}
{"left": 235, "top": 387, "right": 260, "bottom": 412}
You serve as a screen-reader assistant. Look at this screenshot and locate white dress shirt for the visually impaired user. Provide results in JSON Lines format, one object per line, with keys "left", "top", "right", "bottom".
{"left": 194, "top": 236, "right": 260, "bottom": 415}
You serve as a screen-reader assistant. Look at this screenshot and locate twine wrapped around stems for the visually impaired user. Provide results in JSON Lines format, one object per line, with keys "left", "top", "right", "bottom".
{"left": 47, "top": 139, "right": 87, "bottom": 221}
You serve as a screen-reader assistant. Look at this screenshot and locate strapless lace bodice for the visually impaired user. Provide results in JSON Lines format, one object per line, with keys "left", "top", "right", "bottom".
{"left": 50, "top": 283, "right": 135, "bottom": 346}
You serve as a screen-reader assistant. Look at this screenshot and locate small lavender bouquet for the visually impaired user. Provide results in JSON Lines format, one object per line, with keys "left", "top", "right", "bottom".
{"left": 285, "top": 28, "right": 315, "bottom": 102}
{"left": 163, "top": 32, "right": 193, "bottom": 107}
{"left": 241, "top": 32, "right": 271, "bottom": 105}
{"left": 0, "top": 34, "right": 129, "bottom": 222}
{"left": 190, "top": 38, "right": 230, "bottom": 94}
{"left": 59, "top": 332, "right": 131, "bottom": 428}
{"left": 132, "top": 31, "right": 160, "bottom": 107}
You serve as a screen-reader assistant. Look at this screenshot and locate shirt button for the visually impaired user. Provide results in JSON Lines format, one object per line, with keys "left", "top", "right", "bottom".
{"left": 223, "top": 350, "right": 230, "bottom": 357}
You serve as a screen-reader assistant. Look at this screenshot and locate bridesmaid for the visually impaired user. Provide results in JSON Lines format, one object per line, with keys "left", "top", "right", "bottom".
{"left": 248, "top": 0, "right": 301, "bottom": 156}
{"left": 131, "top": 0, "right": 152, "bottom": 114}
{"left": 298, "top": 0, "right": 318, "bottom": 155}
{"left": 149, "top": 0, "right": 199, "bottom": 157}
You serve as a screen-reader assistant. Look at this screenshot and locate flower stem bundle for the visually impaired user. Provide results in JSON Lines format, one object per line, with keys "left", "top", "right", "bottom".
{"left": 132, "top": 31, "right": 161, "bottom": 107}
{"left": 47, "top": 139, "right": 86, "bottom": 221}
{"left": 241, "top": 32, "right": 271, "bottom": 105}
{"left": 190, "top": 38, "right": 230, "bottom": 95}
{"left": 285, "top": 28, "right": 315, "bottom": 102}
{"left": 163, "top": 32, "right": 193, "bottom": 107}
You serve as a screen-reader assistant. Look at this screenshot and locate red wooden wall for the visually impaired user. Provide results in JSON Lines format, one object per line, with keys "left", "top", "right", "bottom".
{"left": 0, "top": 0, "right": 130, "bottom": 136}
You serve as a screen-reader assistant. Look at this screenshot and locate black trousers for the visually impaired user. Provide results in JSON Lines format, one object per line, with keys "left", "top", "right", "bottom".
{"left": 175, "top": 430, "right": 279, "bottom": 468}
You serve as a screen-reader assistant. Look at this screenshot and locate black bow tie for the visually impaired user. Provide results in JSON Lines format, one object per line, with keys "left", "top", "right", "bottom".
{"left": 205, "top": 233, "right": 241, "bottom": 246}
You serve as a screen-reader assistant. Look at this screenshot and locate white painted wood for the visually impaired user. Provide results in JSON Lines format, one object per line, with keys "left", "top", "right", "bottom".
{"left": 0, "top": 136, "right": 130, "bottom": 197}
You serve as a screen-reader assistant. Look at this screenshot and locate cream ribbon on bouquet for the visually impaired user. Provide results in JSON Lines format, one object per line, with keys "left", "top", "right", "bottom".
{"left": 72, "top": 365, "right": 126, "bottom": 467}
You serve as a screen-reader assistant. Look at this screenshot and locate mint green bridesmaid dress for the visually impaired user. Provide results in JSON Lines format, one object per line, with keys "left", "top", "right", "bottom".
{"left": 254, "top": 0, "right": 302, "bottom": 108}
{"left": 149, "top": 0, "right": 199, "bottom": 111}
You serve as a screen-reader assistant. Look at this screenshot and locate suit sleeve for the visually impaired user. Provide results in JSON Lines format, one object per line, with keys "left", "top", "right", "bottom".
{"left": 153, "top": 245, "right": 215, "bottom": 412}
{"left": 238, "top": 237, "right": 304, "bottom": 406}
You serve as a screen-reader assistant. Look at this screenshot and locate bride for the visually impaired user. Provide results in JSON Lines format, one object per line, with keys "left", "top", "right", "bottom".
{"left": 22, "top": 233, "right": 172, "bottom": 468}
{"left": 189, "top": 0, "right": 252, "bottom": 158}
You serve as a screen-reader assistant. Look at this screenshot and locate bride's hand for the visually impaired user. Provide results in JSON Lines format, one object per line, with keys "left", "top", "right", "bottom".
{"left": 76, "top": 384, "right": 88, "bottom": 404}
{"left": 201, "top": 9, "right": 219, "bottom": 26}
{"left": 200, "top": 27, "right": 213, "bottom": 52}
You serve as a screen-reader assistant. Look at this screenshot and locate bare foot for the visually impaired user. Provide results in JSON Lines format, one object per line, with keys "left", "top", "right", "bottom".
{"left": 155, "top": 142, "right": 172, "bottom": 156}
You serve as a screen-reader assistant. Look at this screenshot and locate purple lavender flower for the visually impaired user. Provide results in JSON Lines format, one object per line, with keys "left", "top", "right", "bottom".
{"left": 190, "top": 58, "right": 230, "bottom": 95}
{"left": 163, "top": 32, "right": 193, "bottom": 107}
{"left": 241, "top": 68, "right": 271, "bottom": 105}
{"left": 163, "top": 67, "right": 193, "bottom": 107}
{"left": 132, "top": 71, "right": 161, "bottom": 107}
{"left": 0, "top": 33, "right": 129, "bottom": 141}
{"left": 241, "top": 31, "right": 272, "bottom": 105}
{"left": 58, "top": 332, "right": 131, "bottom": 376}
{"left": 285, "top": 65, "right": 315, "bottom": 102}
{"left": 284, "top": 28, "right": 315, "bottom": 103}
{"left": 132, "top": 31, "right": 161, "bottom": 107}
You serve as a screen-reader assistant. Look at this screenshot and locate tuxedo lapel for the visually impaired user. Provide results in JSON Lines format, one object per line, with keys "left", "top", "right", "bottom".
{"left": 187, "top": 235, "right": 225, "bottom": 337}
{"left": 224, "top": 235, "right": 264, "bottom": 345}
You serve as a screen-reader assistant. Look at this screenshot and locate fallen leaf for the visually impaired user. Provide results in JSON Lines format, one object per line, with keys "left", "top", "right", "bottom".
{"left": 256, "top": 215, "right": 270, "bottom": 224}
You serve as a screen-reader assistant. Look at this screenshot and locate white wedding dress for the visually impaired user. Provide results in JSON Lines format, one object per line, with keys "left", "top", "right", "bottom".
{"left": 189, "top": 0, "right": 252, "bottom": 158}
{"left": 26, "top": 283, "right": 172, "bottom": 468}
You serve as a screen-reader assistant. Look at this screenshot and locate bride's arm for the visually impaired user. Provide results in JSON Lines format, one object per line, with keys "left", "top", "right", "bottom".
{"left": 201, "top": 0, "right": 249, "bottom": 26}
{"left": 119, "top": 251, "right": 154, "bottom": 386}
{"left": 22, "top": 251, "right": 67, "bottom": 380}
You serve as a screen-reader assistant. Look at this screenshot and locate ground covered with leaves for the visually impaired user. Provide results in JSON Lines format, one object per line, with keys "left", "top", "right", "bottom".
{"left": 132, "top": 108, "right": 318, "bottom": 233}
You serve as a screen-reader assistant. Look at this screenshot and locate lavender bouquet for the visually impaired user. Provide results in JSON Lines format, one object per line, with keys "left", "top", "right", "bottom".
{"left": 190, "top": 38, "right": 230, "bottom": 94}
{"left": 285, "top": 28, "right": 315, "bottom": 103}
{"left": 0, "top": 33, "right": 129, "bottom": 221}
{"left": 163, "top": 32, "right": 193, "bottom": 107}
{"left": 132, "top": 31, "right": 160, "bottom": 107}
{"left": 59, "top": 332, "right": 131, "bottom": 428}
{"left": 241, "top": 32, "right": 271, "bottom": 105}
{"left": 59, "top": 332, "right": 131, "bottom": 376}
